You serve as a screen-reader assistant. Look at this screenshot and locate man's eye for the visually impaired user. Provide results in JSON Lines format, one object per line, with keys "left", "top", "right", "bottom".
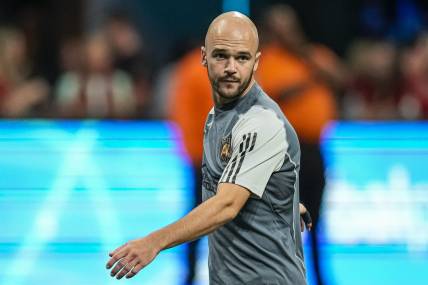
{"left": 214, "top": 54, "right": 226, "bottom": 59}
{"left": 237, "top": 56, "right": 249, "bottom": 61}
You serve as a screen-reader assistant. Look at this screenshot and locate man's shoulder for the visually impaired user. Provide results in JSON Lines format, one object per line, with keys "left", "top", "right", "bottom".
{"left": 234, "top": 88, "right": 300, "bottom": 148}
{"left": 236, "top": 87, "right": 285, "bottom": 128}
{"left": 240, "top": 104, "right": 282, "bottom": 124}
{"left": 232, "top": 105, "right": 284, "bottom": 141}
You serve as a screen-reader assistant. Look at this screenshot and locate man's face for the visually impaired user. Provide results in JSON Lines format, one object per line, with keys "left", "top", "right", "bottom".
{"left": 202, "top": 28, "right": 260, "bottom": 100}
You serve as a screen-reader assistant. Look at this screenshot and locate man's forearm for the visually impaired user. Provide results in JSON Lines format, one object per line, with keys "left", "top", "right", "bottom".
{"left": 104, "top": 183, "right": 249, "bottom": 279}
{"left": 148, "top": 194, "right": 237, "bottom": 251}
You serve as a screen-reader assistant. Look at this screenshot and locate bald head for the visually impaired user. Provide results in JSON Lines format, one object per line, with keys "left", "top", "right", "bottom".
{"left": 202, "top": 12, "right": 261, "bottom": 105}
{"left": 205, "top": 11, "right": 259, "bottom": 53}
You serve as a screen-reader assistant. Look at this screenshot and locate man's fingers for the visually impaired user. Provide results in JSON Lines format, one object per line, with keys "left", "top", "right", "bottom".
{"left": 110, "top": 257, "right": 131, "bottom": 277}
{"left": 299, "top": 203, "right": 312, "bottom": 231}
{"left": 301, "top": 210, "right": 312, "bottom": 230}
{"left": 116, "top": 259, "right": 138, "bottom": 280}
{"left": 126, "top": 263, "right": 144, "bottom": 279}
{"left": 106, "top": 248, "right": 128, "bottom": 269}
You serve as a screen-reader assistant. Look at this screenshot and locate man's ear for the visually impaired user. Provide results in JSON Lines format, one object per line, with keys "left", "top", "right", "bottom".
{"left": 253, "top": 51, "right": 261, "bottom": 72}
{"left": 201, "top": 46, "right": 208, "bottom": 67}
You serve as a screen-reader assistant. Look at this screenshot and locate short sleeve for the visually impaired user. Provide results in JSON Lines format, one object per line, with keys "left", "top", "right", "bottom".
{"left": 219, "top": 108, "right": 287, "bottom": 198}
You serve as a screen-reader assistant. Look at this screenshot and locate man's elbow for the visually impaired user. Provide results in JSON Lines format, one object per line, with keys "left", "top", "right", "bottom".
{"left": 218, "top": 199, "right": 241, "bottom": 224}
{"left": 214, "top": 183, "right": 250, "bottom": 224}
{"left": 223, "top": 205, "right": 240, "bottom": 223}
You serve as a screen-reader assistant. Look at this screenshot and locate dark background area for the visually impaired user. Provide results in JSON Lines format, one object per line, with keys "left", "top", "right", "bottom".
{"left": 0, "top": 0, "right": 365, "bottom": 83}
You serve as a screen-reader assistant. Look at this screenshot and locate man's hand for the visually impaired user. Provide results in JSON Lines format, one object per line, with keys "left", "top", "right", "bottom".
{"left": 299, "top": 203, "right": 312, "bottom": 232}
{"left": 106, "top": 236, "right": 160, "bottom": 279}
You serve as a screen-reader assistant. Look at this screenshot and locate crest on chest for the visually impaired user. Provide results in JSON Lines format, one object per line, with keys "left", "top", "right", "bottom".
{"left": 220, "top": 134, "right": 232, "bottom": 162}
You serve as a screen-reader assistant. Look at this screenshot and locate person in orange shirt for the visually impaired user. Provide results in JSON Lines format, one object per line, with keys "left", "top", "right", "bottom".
{"left": 257, "top": 5, "right": 349, "bottom": 285}
{"left": 167, "top": 47, "right": 212, "bottom": 285}
{"left": 169, "top": 47, "right": 213, "bottom": 170}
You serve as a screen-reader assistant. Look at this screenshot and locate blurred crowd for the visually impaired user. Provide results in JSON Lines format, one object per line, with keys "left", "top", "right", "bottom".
{"left": 0, "top": 12, "right": 152, "bottom": 119}
{"left": 1, "top": 2, "right": 428, "bottom": 121}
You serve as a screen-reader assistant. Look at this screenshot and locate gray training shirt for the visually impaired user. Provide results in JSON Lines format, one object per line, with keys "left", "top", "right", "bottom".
{"left": 201, "top": 82, "right": 307, "bottom": 285}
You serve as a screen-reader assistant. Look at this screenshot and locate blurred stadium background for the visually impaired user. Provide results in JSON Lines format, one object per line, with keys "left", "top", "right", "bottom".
{"left": 0, "top": 0, "right": 427, "bottom": 284}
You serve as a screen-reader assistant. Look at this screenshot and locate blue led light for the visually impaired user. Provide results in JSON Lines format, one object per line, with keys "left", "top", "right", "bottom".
{"left": 222, "top": 0, "right": 249, "bottom": 15}
{"left": 1, "top": 120, "right": 427, "bottom": 285}
{"left": 0, "top": 120, "right": 192, "bottom": 285}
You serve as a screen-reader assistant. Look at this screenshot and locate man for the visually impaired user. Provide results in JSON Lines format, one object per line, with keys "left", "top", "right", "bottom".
{"left": 106, "top": 11, "right": 309, "bottom": 284}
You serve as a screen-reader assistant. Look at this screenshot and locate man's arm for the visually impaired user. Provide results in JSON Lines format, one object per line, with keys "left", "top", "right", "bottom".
{"left": 106, "top": 183, "right": 251, "bottom": 280}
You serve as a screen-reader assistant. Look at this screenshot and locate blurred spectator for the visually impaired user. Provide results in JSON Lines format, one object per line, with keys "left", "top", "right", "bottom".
{"left": 400, "top": 33, "right": 428, "bottom": 119}
{"left": 256, "top": 4, "right": 348, "bottom": 285}
{"left": 151, "top": 60, "right": 177, "bottom": 119}
{"left": 54, "top": 32, "right": 136, "bottom": 118}
{"left": 104, "top": 12, "right": 153, "bottom": 116}
{"left": 58, "top": 37, "right": 86, "bottom": 75}
{"left": 345, "top": 39, "right": 402, "bottom": 119}
{"left": 168, "top": 47, "right": 212, "bottom": 172}
{"left": 0, "top": 27, "right": 49, "bottom": 117}
{"left": 167, "top": 47, "right": 212, "bottom": 285}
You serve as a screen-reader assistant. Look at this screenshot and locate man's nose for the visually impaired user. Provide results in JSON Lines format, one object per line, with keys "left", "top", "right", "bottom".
{"left": 224, "top": 58, "right": 237, "bottom": 74}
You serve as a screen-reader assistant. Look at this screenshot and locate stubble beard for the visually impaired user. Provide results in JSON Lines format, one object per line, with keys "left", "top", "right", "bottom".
{"left": 209, "top": 69, "right": 254, "bottom": 105}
